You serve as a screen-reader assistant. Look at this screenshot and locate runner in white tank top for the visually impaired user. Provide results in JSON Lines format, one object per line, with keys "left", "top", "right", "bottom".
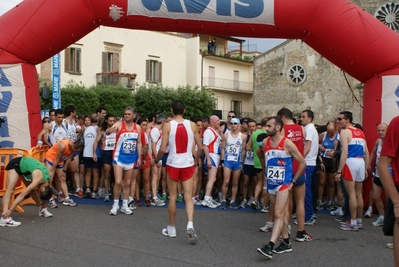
{"left": 151, "top": 100, "right": 203, "bottom": 245}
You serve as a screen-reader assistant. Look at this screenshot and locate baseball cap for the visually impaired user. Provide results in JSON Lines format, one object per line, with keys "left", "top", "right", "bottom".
{"left": 230, "top": 118, "right": 240, "bottom": 124}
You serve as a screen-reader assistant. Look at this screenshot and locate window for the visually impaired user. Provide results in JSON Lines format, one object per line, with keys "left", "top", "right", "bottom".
{"left": 102, "top": 52, "right": 119, "bottom": 73}
{"left": 146, "top": 60, "right": 162, "bottom": 83}
{"left": 286, "top": 64, "right": 307, "bottom": 86}
{"left": 375, "top": 2, "right": 399, "bottom": 31}
{"left": 64, "top": 47, "right": 81, "bottom": 74}
{"left": 231, "top": 100, "right": 242, "bottom": 117}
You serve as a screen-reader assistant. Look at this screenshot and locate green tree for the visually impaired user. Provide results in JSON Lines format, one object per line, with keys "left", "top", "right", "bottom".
{"left": 133, "top": 84, "right": 215, "bottom": 118}
{"left": 91, "top": 84, "right": 135, "bottom": 117}
{"left": 60, "top": 80, "right": 98, "bottom": 114}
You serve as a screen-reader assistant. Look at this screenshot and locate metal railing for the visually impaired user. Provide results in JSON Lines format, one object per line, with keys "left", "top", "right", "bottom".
{"left": 202, "top": 77, "right": 253, "bottom": 92}
{"left": 96, "top": 74, "right": 135, "bottom": 90}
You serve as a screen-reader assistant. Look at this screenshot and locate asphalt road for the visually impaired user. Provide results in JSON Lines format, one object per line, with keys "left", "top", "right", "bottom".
{"left": 0, "top": 199, "right": 393, "bottom": 267}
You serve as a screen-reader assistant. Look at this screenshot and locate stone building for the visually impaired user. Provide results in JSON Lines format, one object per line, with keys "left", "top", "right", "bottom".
{"left": 253, "top": 0, "right": 396, "bottom": 125}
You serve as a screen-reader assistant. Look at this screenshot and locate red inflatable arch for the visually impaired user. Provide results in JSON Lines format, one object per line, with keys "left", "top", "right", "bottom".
{"left": 1, "top": 0, "right": 399, "bottom": 148}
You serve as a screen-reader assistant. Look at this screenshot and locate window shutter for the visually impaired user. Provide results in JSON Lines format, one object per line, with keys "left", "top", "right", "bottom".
{"left": 76, "top": 48, "right": 81, "bottom": 73}
{"left": 113, "top": 52, "right": 119, "bottom": 72}
{"left": 102, "top": 52, "right": 107, "bottom": 72}
{"left": 64, "top": 48, "right": 71, "bottom": 73}
{"left": 146, "top": 60, "right": 150, "bottom": 81}
{"left": 158, "top": 61, "right": 162, "bottom": 83}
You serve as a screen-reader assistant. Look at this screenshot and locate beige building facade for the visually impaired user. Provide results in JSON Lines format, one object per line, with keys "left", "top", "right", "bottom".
{"left": 36, "top": 28, "right": 255, "bottom": 118}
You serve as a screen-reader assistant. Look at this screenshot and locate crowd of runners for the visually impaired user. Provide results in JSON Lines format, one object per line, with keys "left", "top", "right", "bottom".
{"left": 1, "top": 101, "right": 398, "bottom": 263}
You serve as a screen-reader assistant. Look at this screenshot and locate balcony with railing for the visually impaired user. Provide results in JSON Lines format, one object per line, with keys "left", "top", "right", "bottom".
{"left": 96, "top": 72, "right": 136, "bottom": 90}
{"left": 202, "top": 77, "right": 253, "bottom": 93}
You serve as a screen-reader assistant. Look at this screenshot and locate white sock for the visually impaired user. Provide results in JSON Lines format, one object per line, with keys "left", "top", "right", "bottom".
{"left": 123, "top": 199, "right": 128, "bottom": 206}
{"left": 205, "top": 196, "right": 211, "bottom": 201}
{"left": 187, "top": 221, "right": 194, "bottom": 230}
{"left": 113, "top": 199, "right": 119, "bottom": 206}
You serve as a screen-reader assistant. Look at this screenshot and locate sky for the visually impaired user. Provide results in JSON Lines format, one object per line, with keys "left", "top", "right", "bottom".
{"left": 0, "top": 0, "right": 286, "bottom": 53}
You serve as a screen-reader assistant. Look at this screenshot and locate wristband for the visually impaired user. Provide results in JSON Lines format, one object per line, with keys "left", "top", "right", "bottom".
{"left": 155, "top": 159, "right": 159, "bottom": 164}
{"left": 37, "top": 141, "right": 43, "bottom": 145}
{"left": 336, "top": 171, "right": 342, "bottom": 174}
{"left": 220, "top": 160, "right": 224, "bottom": 164}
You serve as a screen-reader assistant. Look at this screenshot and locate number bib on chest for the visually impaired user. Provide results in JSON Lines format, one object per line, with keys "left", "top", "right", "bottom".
{"left": 67, "top": 130, "right": 77, "bottom": 141}
{"left": 246, "top": 151, "right": 254, "bottom": 161}
{"left": 226, "top": 143, "right": 240, "bottom": 161}
{"left": 122, "top": 140, "right": 136, "bottom": 154}
{"left": 267, "top": 166, "right": 285, "bottom": 185}
{"left": 105, "top": 138, "right": 115, "bottom": 149}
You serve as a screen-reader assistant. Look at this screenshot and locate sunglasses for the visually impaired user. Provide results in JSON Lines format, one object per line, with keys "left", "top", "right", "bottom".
{"left": 44, "top": 120, "right": 50, "bottom": 123}
{"left": 336, "top": 117, "right": 344, "bottom": 121}
{"left": 231, "top": 122, "right": 239, "bottom": 125}
{"left": 228, "top": 115, "right": 235, "bottom": 118}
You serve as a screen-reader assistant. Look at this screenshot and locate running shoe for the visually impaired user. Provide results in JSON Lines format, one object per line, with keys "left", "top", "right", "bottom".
{"left": 39, "top": 207, "right": 53, "bottom": 218}
{"left": 74, "top": 190, "right": 84, "bottom": 198}
{"left": 261, "top": 205, "right": 269, "bottom": 213}
{"left": 201, "top": 199, "right": 217, "bottom": 208}
{"left": 160, "top": 193, "right": 167, "bottom": 201}
{"left": 212, "top": 198, "right": 221, "bottom": 207}
{"left": 193, "top": 197, "right": 202, "bottom": 206}
{"left": 251, "top": 200, "right": 261, "bottom": 211}
{"left": 98, "top": 190, "right": 106, "bottom": 198}
{"left": 63, "top": 198, "right": 77, "bottom": 207}
{"left": 304, "top": 218, "right": 316, "bottom": 226}
{"left": 57, "top": 192, "right": 65, "bottom": 202}
{"left": 239, "top": 199, "right": 247, "bottom": 209}
{"left": 372, "top": 216, "right": 384, "bottom": 227}
{"left": 340, "top": 222, "right": 359, "bottom": 231}
{"left": 330, "top": 208, "right": 344, "bottom": 217}
{"left": 257, "top": 245, "right": 273, "bottom": 259}
{"left": 49, "top": 198, "right": 58, "bottom": 209}
{"left": 387, "top": 242, "right": 394, "bottom": 249}
{"left": 0, "top": 216, "right": 21, "bottom": 227}
{"left": 177, "top": 195, "right": 183, "bottom": 202}
{"left": 151, "top": 198, "right": 166, "bottom": 206}
{"left": 260, "top": 222, "right": 274, "bottom": 232}
{"left": 220, "top": 200, "right": 227, "bottom": 209}
{"left": 85, "top": 188, "right": 91, "bottom": 198}
{"left": 272, "top": 240, "right": 292, "bottom": 254}
{"left": 104, "top": 193, "right": 110, "bottom": 202}
{"left": 145, "top": 199, "right": 151, "bottom": 207}
{"left": 162, "top": 225, "right": 177, "bottom": 237}
{"left": 247, "top": 197, "right": 254, "bottom": 206}
{"left": 295, "top": 230, "right": 313, "bottom": 242}
{"left": 187, "top": 228, "right": 198, "bottom": 244}
{"left": 121, "top": 205, "right": 133, "bottom": 215}
{"left": 110, "top": 204, "right": 119, "bottom": 215}
{"left": 364, "top": 208, "right": 373, "bottom": 218}
{"left": 334, "top": 216, "right": 347, "bottom": 223}
{"left": 229, "top": 201, "right": 240, "bottom": 209}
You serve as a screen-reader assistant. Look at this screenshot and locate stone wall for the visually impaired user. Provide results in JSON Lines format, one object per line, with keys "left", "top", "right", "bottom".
{"left": 252, "top": 0, "right": 390, "bottom": 125}
{"left": 253, "top": 40, "right": 363, "bottom": 125}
